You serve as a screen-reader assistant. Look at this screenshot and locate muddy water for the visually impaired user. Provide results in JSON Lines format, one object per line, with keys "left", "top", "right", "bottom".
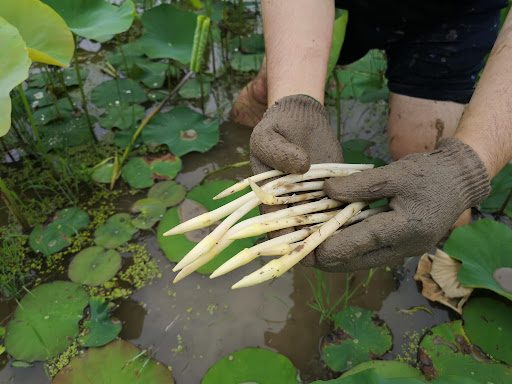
{"left": 0, "top": 121, "right": 450, "bottom": 384}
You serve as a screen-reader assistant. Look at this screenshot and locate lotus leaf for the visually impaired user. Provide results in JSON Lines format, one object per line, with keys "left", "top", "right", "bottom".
{"left": 178, "top": 78, "right": 212, "bottom": 99}
{"left": 113, "top": 126, "right": 143, "bottom": 149}
{"left": 41, "top": 0, "right": 135, "bottom": 43}
{"left": 0, "top": 17, "right": 31, "bottom": 137}
{"left": 142, "top": 107, "right": 219, "bottom": 156}
{"left": 138, "top": 4, "right": 197, "bottom": 64}
{"left": 92, "top": 162, "right": 114, "bottom": 183}
{"left": 480, "top": 164, "right": 512, "bottom": 217}
{"left": 131, "top": 61, "right": 169, "bottom": 89}
{"left": 418, "top": 321, "right": 512, "bottom": 381}
{"left": 91, "top": 79, "right": 147, "bottom": 108}
{"left": 148, "top": 90, "right": 168, "bottom": 102}
{"left": 54, "top": 207, "right": 90, "bottom": 230}
{"left": 444, "top": 219, "right": 512, "bottom": 300}
{"left": 322, "top": 307, "right": 392, "bottom": 372}
{"left": 148, "top": 180, "right": 186, "bottom": 207}
{"left": 230, "top": 52, "right": 265, "bottom": 72}
{"left": 341, "top": 140, "right": 387, "bottom": 167}
{"left": 149, "top": 154, "right": 182, "bottom": 179}
{"left": 79, "top": 297, "right": 121, "bottom": 347}
{"left": 0, "top": 0, "right": 74, "bottom": 66}
{"left": 94, "top": 213, "right": 138, "bottom": 249}
{"left": 25, "top": 87, "right": 54, "bottom": 109}
{"left": 230, "top": 33, "right": 265, "bottom": 54}
{"left": 28, "top": 69, "right": 89, "bottom": 88}
{"left": 327, "top": 9, "right": 348, "bottom": 77}
{"left": 40, "top": 116, "right": 94, "bottom": 151}
{"left": 202, "top": 348, "right": 300, "bottom": 384}
{"left": 340, "top": 361, "right": 423, "bottom": 380}
{"left": 121, "top": 157, "right": 154, "bottom": 189}
{"left": 52, "top": 339, "right": 175, "bottom": 384}
{"left": 98, "top": 103, "right": 145, "bottom": 130}
{"left": 131, "top": 198, "right": 166, "bottom": 229}
{"left": 5, "top": 282, "right": 88, "bottom": 362}
{"left": 29, "top": 222, "right": 73, "bottom": 256}
{"left": 68, "top": 246, "right": 122, "bottom": 286}
{"left": 157, "top": 181, "right": 262, "bottom": 274}
{"left": 462, "top": 297, "right": 512, "bottom": 365}
{"left": 32, "top": 98, "right": 75, "bottom": 126}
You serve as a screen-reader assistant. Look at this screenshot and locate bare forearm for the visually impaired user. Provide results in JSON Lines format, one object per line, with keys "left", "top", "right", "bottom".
{"left": 261, "top": 0, "right": 334, "bottom": 106}
{"left": 455, "top": 12, "right": 512, "bottom": 179}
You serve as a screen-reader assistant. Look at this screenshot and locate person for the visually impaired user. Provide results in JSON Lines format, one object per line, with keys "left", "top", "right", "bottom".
{"left": 232, "top": 0, "right": 512, "bottom": 272}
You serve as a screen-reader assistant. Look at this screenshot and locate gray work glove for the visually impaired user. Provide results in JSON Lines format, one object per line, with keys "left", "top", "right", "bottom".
{"left": 250, "top": 94, "right": 343, "bottom": 175}
{"left": 302, "top": 138, "right": 491, "bottom": 272}
{"left": 250, "top": 94, "right": 344, "bottom": 239}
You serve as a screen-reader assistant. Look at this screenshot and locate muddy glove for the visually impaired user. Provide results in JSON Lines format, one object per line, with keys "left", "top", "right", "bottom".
{"left": 250, "top": 94, "right": 343, "bottom": 175}
{"left": 303, "top": 138, "right": 491, "bottom": 272}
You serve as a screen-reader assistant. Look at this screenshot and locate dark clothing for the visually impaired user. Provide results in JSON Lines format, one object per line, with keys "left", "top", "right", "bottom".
{"left": 335, "top": 0, "right": 508, "bottom": 103}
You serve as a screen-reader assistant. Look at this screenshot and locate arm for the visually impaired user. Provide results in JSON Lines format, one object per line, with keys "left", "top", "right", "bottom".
{"left": 455, "top": 11, "right": 512, "bottom": 179}
{"left": 261, "top": 0, "right": 334, "bottom": 105}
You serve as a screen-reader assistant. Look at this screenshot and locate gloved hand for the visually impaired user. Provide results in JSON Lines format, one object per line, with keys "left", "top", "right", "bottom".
{"left": 302, "top": 138, "right": 491, "bottom": 272}
{"left": 250, "top": 94, "right": 343, "bottom": 175}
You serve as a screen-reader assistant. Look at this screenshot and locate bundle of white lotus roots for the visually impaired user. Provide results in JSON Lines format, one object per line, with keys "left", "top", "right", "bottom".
{"left": 164, "top": 163, "right": 388, "bottom": 289}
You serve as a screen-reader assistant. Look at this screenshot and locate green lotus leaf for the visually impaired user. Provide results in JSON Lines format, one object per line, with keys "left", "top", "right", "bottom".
{"left": 79, "top": 297, "right": 121, "bottom": 347}
{"left": 138, "top": 4, "right": 197, "bottom": 63}
{"left": 29, "top": 222, "right": 72, "bottom": 256}
{"left": 121, "top": 157, "right": 153, "bottom": 189}
{"left": 131, "top": 61, "right": 169, "bottom": 89}
{"left": 94, "top": 213, "right": 138, "bottom": 249}
{"left": 444, "top": 219, "right": 512, "bottom": 300}
{"left": 202, "top": 348, "right": 300, "bottom": 384}
{"left": 98, "top": 102, "right": 145, "bottom": 130}
{"left": 322, "top": 307, "right": 392, "bottom": 372}
{"left": 41, "top": 0, "right": 135, "bottom": 43}
{"left": 230, "top": 52, "right": 264, "bottom": 72}
{"left": 462, "top": 297, "right": 512, "bottom": 365}
{"left": 40, "top": 115, "right": 95, "bottom": 151}
{"left": 68, "top": 246, "right": 122, "bottom": 286}
{"left": 25, "top": 87, "right": 54, "bottom": 109}
{"left": 0, "top": 17, "right": 31, "bottom": 137}
{"left": 32, "top": 98, "right": 75, "bottom": 126}
{"left": 148, "top": 90, "right": 168, "bottom": 102}
{"left": 150, "top": 154, "right": 182, "bottom": 179}
{"left": 142, "top": 107, "right": 219, "bottom": 156}
{"left": 0, "top": 0, "right": 74, "bottom": 66}
{"left": 4, "top": 282, "right": 88, "bottom": 362}
{"left": 326, "top": 9, "right": 348, "bottom": 78}
{"left": 148, "top": 180, "right": 186, "bottom": 207}
{"left": 52, "top": 339, "right": 175, "bottom": 384}
{"left": 28, "top": 69, "right": 89, "bottom": 89}
{"left": 131, "top": 198, "right": 166, "bottom": 229}
{"left": 418, "top": 321, "right": 512, "bottom": 381}
{"left": 91, "top": 79, "right": 147, "bottom": 108}
{"left": 54, "top": 207, "right": 90, "bottom": 231}
{"left": 480, "top": 164, "right": 512, "bottom": 217}
{"left": 230, "top": 33, "right": 265, "bottom": 54}
{"left": 178, "top": 78, "right": 212, "bottom": 99}
{"left": 340, "top": 361, "right": 423, "bottom": 380}
{"left": 157, "top": 181, "right": 262, "bottom": 274}
{"left": 113, "top": 126, "right": 142, "bottom": 149}
{"left": 92, "top": 162, "right": 114, "bottom": 183}
{"left": 341, "top": 140, "right": 387, "bottom": 167}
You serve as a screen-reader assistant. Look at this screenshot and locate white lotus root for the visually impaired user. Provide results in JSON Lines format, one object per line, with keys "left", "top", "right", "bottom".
{"left": 164, "top": 163, "right": 388, "bottom": 289}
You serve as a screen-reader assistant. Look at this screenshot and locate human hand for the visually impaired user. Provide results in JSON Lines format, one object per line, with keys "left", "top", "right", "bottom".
{"left": 303, "top": 138, "right": 491, "bottom": 272}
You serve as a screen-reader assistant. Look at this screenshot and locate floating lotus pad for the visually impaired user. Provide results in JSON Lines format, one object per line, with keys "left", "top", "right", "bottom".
{"left": 121, "top": 155, "right": 182, "bottom": 189}
{"left": 138, "top": 4, "right": 197, "bottom": 64}
{"left": 131, "top": 198, "right": 166, "bottom": 230}
{"left": 68, "top": 246, "right": 122, "bottom": 286}
{"left": 79, "top": 297, "right": 121, "bottom": 347}
{"left": 113, "top": 126, "right": 142, "bottom": 149}
{"left": 340, "top": 361, "right": 423, "bottom": 380}
{"left": 157, "top": 181, "right": 262, "bottom": 274}
{"left": 322, "top": 307, "right": 392, "bottom": 372}
{"left": 418, "top": 321, "right": 512, "bottom": 381}
{"left": 142, "top": 107, "right": 219, "bottom": 156}
{"left": 91, "top": 78, "right": 147, "bottom": 108}
{"left": 480, "top": 164, "right": 512, "bottom": 218}
{"left": 32, "top": 98, "right": 75, "bottom": 126}
{"left": 230, "top": 52, "right": 265, "bottom": 72}
{"left": 94, "top": 213, "right": 138, "bottom": 249}
{"left": 202, "top": 348, "right": 300, "bottom": 384}
{"left": 28, "top": 69, "right": 89, "bottom": 88}
{"left": 178, "top": 78, "right": 212, "bottom": 99}
{"left": 5, "top": 281, "right": 88, "bottom": 362}
{"left": 462, "top": 297, "right": 512, "bottom": 365}
{"left": 148, "top": 180, "right": 186, "bottom": 207}
{"left": 0, "top": 17, "right": 31, "bottom": 137}
{"left": 92, "top": 162, "right": 114, "bottom": 183}
{"left": 52, "top": 339, "right": 175, "bottom": 384}
{"left": 41, "top": 0, "right": 135, "bottom": 43}
{"left": 40, "top": 115, "right": 95, "bottom": 150}
{"left": 24, "top": 87, "right": 53, "bottom": 108}
{"left": 55, "top": 206, "right": 90, "bottom": 229}
{"left": 0, "top": 0, "right": 74, "bottom": 66}
{"left": 98, "top": 103, "right": 145, "bottom": 130}
{"left": 444, "top": 219, "right": 512, "bottom": 300}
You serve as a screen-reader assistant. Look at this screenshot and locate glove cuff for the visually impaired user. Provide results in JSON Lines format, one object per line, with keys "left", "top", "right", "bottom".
{"left": 436, "top": 138, "right": 491, "bottom": 208}
{"left": 263, "top": 94, "right": 327, "bottom": 122}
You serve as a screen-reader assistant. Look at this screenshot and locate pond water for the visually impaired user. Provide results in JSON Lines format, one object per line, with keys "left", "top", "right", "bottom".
{"left": 0, "top": 121, "right": 452, "bottom": 384}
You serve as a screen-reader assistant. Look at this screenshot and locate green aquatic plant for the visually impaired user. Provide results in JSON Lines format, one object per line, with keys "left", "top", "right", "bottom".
{"left": 480, "top": 163, "right": 512, "bottom": 217}
{"left": 4, "top": 281, "right": 89, "bottom": 362}
{"left": 79, "top": 297, "right": 121, "bottom": 347}
{"left": 94, "top": 213, "right": 138, "bottom": 249}
{"left": 68, "top": 246, "right": 122, "bottom": 286}
{"left": 0, "top": 234, "right": 31, "bottom": 299}
{"left": 148, "top": 180, "right": 187, "bottom": 207}
{"left": 131, "top": 198, "right": 166, "bottom": 229}
{"left": 91, "top": 78, "right": 148, "bottom": 108}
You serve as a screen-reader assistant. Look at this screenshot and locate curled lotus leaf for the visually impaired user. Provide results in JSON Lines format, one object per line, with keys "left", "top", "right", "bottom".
{"left": 79, "top": 297, "right": 121, "bottom": 347}
{"left": 131, "top": 198, "right": 166, "bottom": 230}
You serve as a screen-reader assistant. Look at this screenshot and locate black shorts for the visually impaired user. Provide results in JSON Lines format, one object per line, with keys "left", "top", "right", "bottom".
{"left": 335, "top": 0, "right": 508, "bottom": 103}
